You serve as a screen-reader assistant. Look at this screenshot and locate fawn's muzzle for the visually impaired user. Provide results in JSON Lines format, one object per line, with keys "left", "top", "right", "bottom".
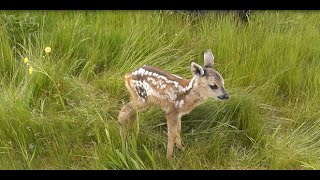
{"left": 218, "top": 94, "right": 229, "bottom": 100}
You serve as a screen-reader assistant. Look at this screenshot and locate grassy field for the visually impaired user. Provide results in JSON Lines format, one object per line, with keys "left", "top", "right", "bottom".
{"left": 0, "top": 10, "right": 320, "bottom": 170}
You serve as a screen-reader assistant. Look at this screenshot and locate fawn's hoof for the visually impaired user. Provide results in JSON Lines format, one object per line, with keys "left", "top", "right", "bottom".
{"left": 178, "top": 146, "right": 185, "bottom": 151}
{"left": 176, "top": 145, "right": 185, "bottom": 151}
{"left": 166, "top": 154, "right": 173, "bottom": 160}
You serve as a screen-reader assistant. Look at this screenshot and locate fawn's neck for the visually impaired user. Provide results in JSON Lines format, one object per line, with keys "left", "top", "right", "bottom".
{"left": 180, "top": 77, "right": 206, "bottom": 112}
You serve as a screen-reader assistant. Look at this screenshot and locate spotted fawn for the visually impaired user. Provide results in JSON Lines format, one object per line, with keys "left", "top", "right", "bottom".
{"left": 118, "top": 49, "right": 229, "bottom": 159}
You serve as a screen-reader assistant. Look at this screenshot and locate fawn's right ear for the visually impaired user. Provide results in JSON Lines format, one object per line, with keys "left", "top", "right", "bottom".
{"left": 191, "top": 62, "right": 204, "bottom": 76}
{"left": 204, "top": 49, "right": 214, "bottom": 68}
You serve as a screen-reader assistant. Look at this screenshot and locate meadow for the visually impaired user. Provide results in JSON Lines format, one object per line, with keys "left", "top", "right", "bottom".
{"left": 0, "top": 10, "right": 320, "bottom": 169}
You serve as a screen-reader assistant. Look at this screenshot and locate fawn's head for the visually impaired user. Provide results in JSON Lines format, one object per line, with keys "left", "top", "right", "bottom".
{"left": 190, "top": 49, "right": 229, "bottom": 101}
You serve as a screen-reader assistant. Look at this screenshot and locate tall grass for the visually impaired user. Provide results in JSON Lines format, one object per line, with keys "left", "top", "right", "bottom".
{"left": 0, "top": 10, "right": 320, "bottom": 169}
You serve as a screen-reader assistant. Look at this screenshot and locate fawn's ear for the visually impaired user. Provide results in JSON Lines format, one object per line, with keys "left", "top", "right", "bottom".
{"left": 191, "top": 62, "right": 204, "bottom": 76}
{"left": 204, "top": 49, "right": 214, "bottom": 68}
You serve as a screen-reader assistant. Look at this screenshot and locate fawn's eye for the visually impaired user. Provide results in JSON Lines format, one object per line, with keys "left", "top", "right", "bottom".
{"left": 209, "top": 84, "right": 218, "bottom": 90}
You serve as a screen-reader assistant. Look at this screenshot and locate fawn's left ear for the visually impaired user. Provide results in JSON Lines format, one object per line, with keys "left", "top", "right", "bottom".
{"left": 191, "top": 62, "right": 204, "bottom": 76}
{"left": 204, "top": 49, "right": 214, "bottom": 68}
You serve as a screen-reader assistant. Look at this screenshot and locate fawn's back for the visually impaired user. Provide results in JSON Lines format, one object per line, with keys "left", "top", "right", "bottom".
{"left": 124, "top": 65, "right": 195, "bottom": 112}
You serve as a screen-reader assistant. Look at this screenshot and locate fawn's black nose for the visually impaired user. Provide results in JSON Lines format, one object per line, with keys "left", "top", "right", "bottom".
{"left": 218, "top": 94, "right": 229, "bottom": 100}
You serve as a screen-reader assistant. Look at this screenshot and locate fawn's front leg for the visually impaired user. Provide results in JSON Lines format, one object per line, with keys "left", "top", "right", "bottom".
{"left": 166, "top": 111, "right": 178, "bottom": 160}
{"left": 175, "top": 116, "right": 185, "bottom": 151}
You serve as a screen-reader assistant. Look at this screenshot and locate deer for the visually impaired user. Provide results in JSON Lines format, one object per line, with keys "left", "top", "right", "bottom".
{"left": 118, "top": 49, "right": 229, "bottom": 160}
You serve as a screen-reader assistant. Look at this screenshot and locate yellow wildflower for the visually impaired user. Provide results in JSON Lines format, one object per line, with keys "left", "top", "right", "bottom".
{"left": 28, "top": 66, "right": 33, "bottom": 75}
{"left": 45, "top": 47, "right": 52, "bottom": 53}
{"left": 23, "top": 57, "right": 29, "bottom": 64}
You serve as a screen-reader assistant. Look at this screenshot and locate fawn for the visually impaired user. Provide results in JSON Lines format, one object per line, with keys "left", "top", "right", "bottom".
{"left": 118, "top": 49, "right": 229, "bottom": 159}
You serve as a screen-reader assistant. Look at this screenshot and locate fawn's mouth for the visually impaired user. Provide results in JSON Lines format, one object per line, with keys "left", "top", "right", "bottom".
{"left": 217, "top": 94, "right": 229, "bottom": 100}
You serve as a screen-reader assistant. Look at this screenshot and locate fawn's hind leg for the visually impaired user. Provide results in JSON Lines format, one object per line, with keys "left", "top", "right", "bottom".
{"left": 118, "top": 101, "right": 149, "bottom": 139}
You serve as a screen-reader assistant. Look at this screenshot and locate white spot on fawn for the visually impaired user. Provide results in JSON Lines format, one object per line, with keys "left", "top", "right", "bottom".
{"left": 166, "top": 88, "right": 177, "bottom": 100}
{"left": 172, "top": 74, "right": 183, "bottom": 79}
{"left": 175, "top": 100, "right": 184, "bottom": 108}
